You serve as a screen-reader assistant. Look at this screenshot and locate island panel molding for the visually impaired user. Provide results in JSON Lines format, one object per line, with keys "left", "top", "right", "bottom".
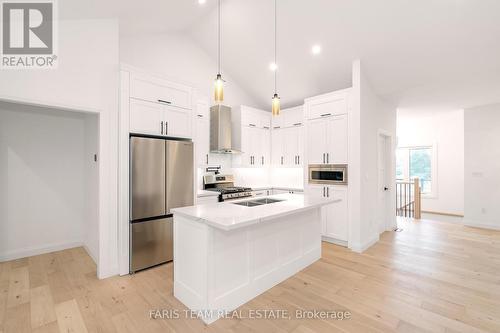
{"left": 172, "top": 194, "right": 330, "bottom": 324}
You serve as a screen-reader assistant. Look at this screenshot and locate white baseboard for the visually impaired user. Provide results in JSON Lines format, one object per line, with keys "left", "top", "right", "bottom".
{"left": 0, "top": 241, "right": 84, "bottom": 262}
{"left": 349, "top": 234, "right": 379, "bottom": 253}
{"left": 463, "top": 220, "right": 500, "bottom": 231}
{"left": 321, "top": 236, "right": 348, "bottom": 247}
{"left": 83, "top": 244, "right": 98, "bottom": 265}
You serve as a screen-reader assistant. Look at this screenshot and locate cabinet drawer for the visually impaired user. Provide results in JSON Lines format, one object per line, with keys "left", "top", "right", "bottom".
{"left": 130, "top": 74, "right": 192, "bottom": 110}
{"left": 283, "top": 106, "right": 304, "bottom": 128}
{"left": 307, "top": 94, "right": 348, "bottom": 120}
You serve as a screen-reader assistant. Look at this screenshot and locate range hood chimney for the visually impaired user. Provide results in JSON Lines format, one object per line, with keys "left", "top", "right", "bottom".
{"left": 210, "top": 105, "right": 241, "bottom": 154}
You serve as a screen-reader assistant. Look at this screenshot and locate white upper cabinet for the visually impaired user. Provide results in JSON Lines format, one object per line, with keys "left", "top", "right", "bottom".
{"left": 327, "top": 114, "right": 348, "bottom": 164}
{"left": 194, "top": 101, "right": 210, "bottom": 166}
{"left": 272, "top": 106, "right": 303, "bottom": 129}
{"left": 127, "top": 71, "right": 194, "bottom": 139}
{"left": 306, "top": 90, "right": 349, "bottom": 120}
{"left": 130, "top": 73, "right": 193, "bottom": 110}
{"left": 305, "top": 90, "right": 349, "bottom": 165}
{"left": 232, "top": 106, "right": 271, "bottom": 167}
{"left": 129, "top": 99, "right": 165, "bottom": 136}
{"left": 271, "top": 106, "right": 305, "bottom": 167}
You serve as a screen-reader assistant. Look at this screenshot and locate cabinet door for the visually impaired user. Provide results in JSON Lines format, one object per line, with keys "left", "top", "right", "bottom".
{"left": 130, "top": 74, "right": 192, "bottom": 110}
{"left": 283, "top": 127, "right": 297, "bottom": 166}
{"left": 260, "top": 128, "right": 271, "bottom": 166}
{"left": 195, "top": 117, "right": 209, "bottom": 166}
{"left": 327, "top": 115, "right": 348, "bottom": 164}
{"left": 306, "top": 186, "right": 327, "bottom": 234}
{"left": 240, "top": 126, "right": 254, "bottom": 166}
{"left": 296, "top": 125, "right": 304, "bottom": 166}
{"left": 324, "top": 187, "right": 348, "bottom": 242}
{"left": 271, "top": 129, "right": 283, "bottom": 166}
{"left": 164, "top": 105, "right": 192, "bottom": 138}
{"left": 307, "top": 94, "right": 348, "bottom": 120}
{"left": 306, "top": 118, "right": 328, "bottom": 164}
{"left": 129, "top": 99, "right": 164, "bottom": 136}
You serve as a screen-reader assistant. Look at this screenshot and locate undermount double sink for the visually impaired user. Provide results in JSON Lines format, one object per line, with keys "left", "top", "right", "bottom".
{"left": 232, "top": 197, "right": 285, "bottom": 207}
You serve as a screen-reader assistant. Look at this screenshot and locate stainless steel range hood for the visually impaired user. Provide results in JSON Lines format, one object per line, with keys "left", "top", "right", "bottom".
{"left": 210, "top": 105, "right": 241, "bottom": 154}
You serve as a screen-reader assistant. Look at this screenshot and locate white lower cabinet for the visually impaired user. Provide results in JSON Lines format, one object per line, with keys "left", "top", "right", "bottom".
{"left": 307, "top": 185, "right": 348, "bottom": 245}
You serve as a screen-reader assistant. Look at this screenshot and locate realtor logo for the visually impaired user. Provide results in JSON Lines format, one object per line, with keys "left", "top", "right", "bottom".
{"left": 1, "top": 0, "right": 57, "bottom": 68}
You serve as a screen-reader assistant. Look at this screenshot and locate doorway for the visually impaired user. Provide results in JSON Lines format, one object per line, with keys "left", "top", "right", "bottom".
{"left": 377, "top": 131, "right": 394, "bottom": 233}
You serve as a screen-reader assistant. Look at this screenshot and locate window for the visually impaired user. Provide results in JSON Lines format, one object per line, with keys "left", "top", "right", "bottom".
{"left": 396, "top": 146, "right": 435, "bottom": 195}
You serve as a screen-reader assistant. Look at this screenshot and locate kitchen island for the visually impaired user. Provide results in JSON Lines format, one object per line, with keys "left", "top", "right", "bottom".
{"left": 171, "top": 193, "right": 339, "bottom": 324}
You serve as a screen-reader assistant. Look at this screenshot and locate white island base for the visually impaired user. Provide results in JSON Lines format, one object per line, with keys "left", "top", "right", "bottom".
{"left": 172, "top": 197, "right": 325, "bottom": 324}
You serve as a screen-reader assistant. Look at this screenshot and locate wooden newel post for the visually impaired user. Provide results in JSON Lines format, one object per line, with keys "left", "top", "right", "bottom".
{"left": 414, "top": 178, "right": 421, "bottom": 219}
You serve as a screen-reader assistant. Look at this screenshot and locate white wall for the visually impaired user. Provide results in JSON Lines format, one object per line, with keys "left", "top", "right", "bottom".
{"left": 397, "top": 109, "right": 464, "bottom": 215}
{"left": 464, "top": 103, "right": 500, "bottom": 229}
{"left": 0, "top": 102, "right": 98, "bottom": 261}
{"left": 350, "top": 60, "right": 397, "bottom": 252}
{"left": 120, "top": 32, "right": 258, "bottom": 108}
{"left": 0, "top": 19, "right": 119, "bottom": 278}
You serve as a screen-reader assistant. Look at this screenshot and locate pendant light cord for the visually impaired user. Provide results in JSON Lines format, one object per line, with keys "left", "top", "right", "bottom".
{"left": 274, "top": 0, "right": 277, "bottom": 94}
{"left": 218, "top": 0, "right": 221, "bottom": 75}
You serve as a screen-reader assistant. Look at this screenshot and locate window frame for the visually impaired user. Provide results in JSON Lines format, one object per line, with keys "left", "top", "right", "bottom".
{"left": 396, "top": 144, "right": 438, "bottom": 199}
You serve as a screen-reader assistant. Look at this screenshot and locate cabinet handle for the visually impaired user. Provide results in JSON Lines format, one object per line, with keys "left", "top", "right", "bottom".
{"left": 323, "top": 187, "right": 326, "bottom": 197}
{"left": 262, "top": 156, "right": 264, "bottom": 165}
{"left": 263, "top": 126, "right": 270, "bottom": 129}
{"left": 327, "top": 187, "right": 330, "bottom": 197}
{"left": 323, "top": 153, "right": 325, "bottom": 163}
{"left": 327, "top": 153, "right": 329, "bottom": 163}
{"left": 206, "top": 154, "right": 209, "bottom": 164}
{"left": 293, "top": 122, "right": 302, "bottom": 126}
{"left": 281, "top": 156, "right": 283, "bottom": 165}
{"left": 165, "top": 122, "right": 168, "bottom": 135}
{"left": 273, "top": 126, "right": 281, "bottom": 129}
{"left": 161, "top": 121, "right": 164, "bottom": 135}
{"left": 249, "top": 123, "right": 256, "bottom": 127}
{"left": 197, "top": 114, "right": 203, "bottom": 118}
{"left": 320, "top": 113, "right": 331, "bottom": 117}
{"left": 298, "top": 156, "right": 300, "bottom": 164}
{"left": 158, "top": 99, "right": 172, "bottom": 105}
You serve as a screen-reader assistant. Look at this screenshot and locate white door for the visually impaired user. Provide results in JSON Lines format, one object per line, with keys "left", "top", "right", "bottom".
{"left": 327, "top": 115, "right": 348, "bottom": 164}
{"left": 164, "top": 105, "right": 192, "bottom": 138}
{"left": 325, "top": 187, "right": 348, "bottom": 242}
{"left": 129, "top": 99, "right": 164, "bottom": 136}
{"left": 307, "top": 118, "right": 328, "bottom": 164}
{"left": 377, "top": 135, "right": 390, "bottom": 233}
{"left": 241, "top": 126, "right": 253, "bottom": 166}
{"left": 195, "top": 116, "right": 210, "bottom": 166}
{"left": 307, "top": 186, "right": 327, "bottom": 234}
{"left": 271, "top": 129, "right": 283, "bottom": 166}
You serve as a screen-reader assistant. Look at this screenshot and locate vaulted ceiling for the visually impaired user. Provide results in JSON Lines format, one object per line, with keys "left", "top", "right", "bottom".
{"left": 61, "top": 0, "right": 500, "bottom": 111}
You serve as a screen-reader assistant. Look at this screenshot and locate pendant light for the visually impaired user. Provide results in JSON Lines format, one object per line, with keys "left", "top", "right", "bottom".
{"left": 271, "top": 0, "right": 280, "bottom": 116}
{"left": 214, "top": 0, "right": 224, "bottom": 103}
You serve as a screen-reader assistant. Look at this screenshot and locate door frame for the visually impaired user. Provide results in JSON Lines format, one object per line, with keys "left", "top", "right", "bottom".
{"left": 377, "top": 129, "right": 397, "bottom": 232}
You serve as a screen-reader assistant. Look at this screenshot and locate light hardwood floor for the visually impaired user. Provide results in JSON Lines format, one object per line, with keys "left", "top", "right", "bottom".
{"left": 2, "top": 217, "right": 500, "bottom": 333}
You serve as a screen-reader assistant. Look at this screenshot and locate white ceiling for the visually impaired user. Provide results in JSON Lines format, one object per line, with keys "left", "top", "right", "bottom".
{"left": 61, "top": 0, "right": 500, "bottom": 111}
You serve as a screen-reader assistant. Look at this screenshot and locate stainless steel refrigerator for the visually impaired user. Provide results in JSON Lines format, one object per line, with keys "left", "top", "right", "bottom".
{"left": 130, "top": 136, "right": 194, "bottom": 272}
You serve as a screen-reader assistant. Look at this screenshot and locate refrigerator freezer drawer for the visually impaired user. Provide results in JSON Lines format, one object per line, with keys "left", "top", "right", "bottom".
{"left": 130, "top": 217, "right": 173, "bottom": 272}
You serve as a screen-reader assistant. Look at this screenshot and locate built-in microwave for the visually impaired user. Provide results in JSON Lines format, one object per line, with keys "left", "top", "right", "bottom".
{"left": 308, "top": 164, "right": 348, "bottom": 185}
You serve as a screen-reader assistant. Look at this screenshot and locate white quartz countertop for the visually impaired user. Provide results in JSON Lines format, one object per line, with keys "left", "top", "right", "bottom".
{"left": 197, "top": 190, "right": 220, "bottom": 198}
{"left": 172, "top": 193, "right": 339, "bottom": 231}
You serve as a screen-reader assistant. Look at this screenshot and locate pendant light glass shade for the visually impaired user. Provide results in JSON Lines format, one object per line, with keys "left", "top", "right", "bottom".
{"left": 272, "top": 93, "right": 280, "bottom": 116}
{"left": 214, "top": 73, "right": 224, "bottom": 103}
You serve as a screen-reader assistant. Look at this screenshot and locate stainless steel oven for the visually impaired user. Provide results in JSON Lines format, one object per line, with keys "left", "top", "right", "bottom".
{"left": 308, "top": 164, "right": 348, "bottom": 185}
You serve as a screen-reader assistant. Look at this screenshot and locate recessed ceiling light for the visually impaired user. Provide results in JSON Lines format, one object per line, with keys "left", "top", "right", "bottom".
{"left": 198, "top": 0, "right": 206, "bottom": 4}
{"left": 311, "top": 44, "right": 321, "bottom": 55}
{"left": 269, "top": 62, "right": 278, "bottom": 71}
